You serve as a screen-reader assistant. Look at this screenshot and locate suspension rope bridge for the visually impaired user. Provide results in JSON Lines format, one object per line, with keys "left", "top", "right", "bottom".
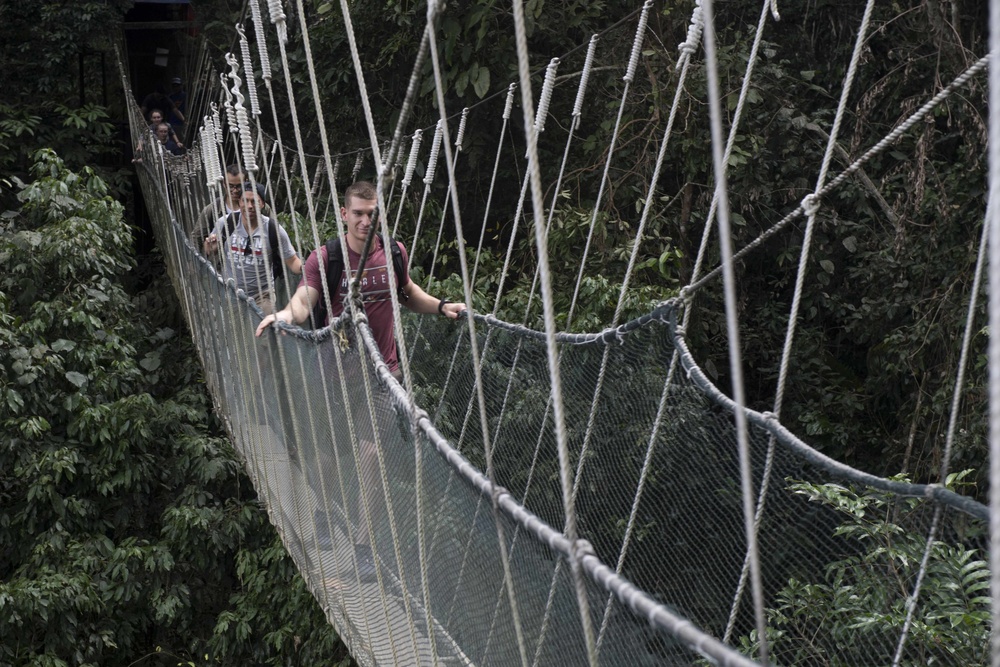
{"left": 122, "top": 0, "right": 997, "bottom": 664}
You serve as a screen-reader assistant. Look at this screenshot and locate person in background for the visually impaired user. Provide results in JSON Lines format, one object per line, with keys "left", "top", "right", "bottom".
{"left": 194, "top": 164, "right": 247, "bottom": 246}
{"left": 141, "top": 83, "right": 184, "bottom": 128}
{"left": 204, "top": 183, "right": 302, "bottom": 315}
{"left": 147, "top": 109, "right": 183, "bottom": 149}
{"left": 154, "top": 122, "right": 184, "bottom": 156}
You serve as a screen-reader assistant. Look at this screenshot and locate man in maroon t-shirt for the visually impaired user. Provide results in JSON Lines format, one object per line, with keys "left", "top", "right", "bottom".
{"left": 255, "top": 180, "right": 465, "bottom": 370}
{"left": 254, "top": 181, "right": 465, "bottom": 579}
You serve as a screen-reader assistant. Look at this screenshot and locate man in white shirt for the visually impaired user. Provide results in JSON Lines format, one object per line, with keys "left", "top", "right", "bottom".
{"left": 204, "top": 184, "right": 303, "bottom": 314}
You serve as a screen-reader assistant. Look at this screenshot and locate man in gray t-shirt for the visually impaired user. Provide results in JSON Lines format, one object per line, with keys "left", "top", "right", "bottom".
{"left": 204, "top": 185, "right": 303, "bottom": 314}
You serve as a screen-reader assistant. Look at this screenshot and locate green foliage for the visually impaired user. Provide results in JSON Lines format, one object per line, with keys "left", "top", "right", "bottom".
{"left": 740, "top": 476, "right": 989, "bottom": 666}
{"left": 0, "top": 152, "right": 349, "bottom": 666}
{"left": 0, "top": 0, "right": 131, "bottom": 207}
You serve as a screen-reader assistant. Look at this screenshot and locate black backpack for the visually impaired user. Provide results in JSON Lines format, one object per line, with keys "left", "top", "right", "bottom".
{"left": 220, "top": 212, "right": 283, "bottom": 281}
{"left": 311, "top": 234, "right": 407, "bottom": 328}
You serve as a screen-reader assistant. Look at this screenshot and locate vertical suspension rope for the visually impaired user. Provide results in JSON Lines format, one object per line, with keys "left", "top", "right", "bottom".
{"left": 892, "top": 214, "right": 990, "bottom": 666}
{"left": 407, "top": 120, "right": 444, "bottom": 270}
{"left": 725, "top": 0, "right": 873, "bottom": 644}
{"left": 701, "top": 0, "right": 769, "bottom": 662}
{"left": 985, "top": 2, "right": 1000, "bottom": 664}
{"left": 391, "top": 129, "right": 422, "bottom": 237}
{"left": 511, "top": 0, "right": 598, "bottom": 664}
{"left": 470, "top": 83, "right": 518, "bottom": 286}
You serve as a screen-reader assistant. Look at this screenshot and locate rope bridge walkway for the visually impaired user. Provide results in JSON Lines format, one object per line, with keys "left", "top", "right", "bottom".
{"left": 122, "top": 0, "right": 997, "bottom": 665}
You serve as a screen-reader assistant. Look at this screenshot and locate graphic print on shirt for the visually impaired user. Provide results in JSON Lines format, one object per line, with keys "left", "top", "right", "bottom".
{"left": 339, "top": 260, "right": 393, "bottom": 305}
{"left": 227, "top": 233, "right": 264, "bottom": 266}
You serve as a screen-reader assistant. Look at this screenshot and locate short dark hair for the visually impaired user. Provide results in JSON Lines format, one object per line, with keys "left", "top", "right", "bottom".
{"left": 343, "top": 180, "right": 376, "bottom": 205}
{"left": 225, "top": 164, "right": 243, "bottom": 178}
{"left": 241, "top": 182, "right": 269, "bottom": 206}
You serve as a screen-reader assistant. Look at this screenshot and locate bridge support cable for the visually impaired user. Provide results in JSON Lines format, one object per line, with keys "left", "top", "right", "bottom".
{"left": 987, "top": 2, "right": 1000, "bottom": 664}
{"left": 701, "top": 0, "right": 769, "bottom": 662}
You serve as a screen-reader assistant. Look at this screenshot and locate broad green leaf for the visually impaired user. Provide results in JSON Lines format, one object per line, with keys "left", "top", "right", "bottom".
{"left": 65, "top": 371, "right": 88, "bottom": 388}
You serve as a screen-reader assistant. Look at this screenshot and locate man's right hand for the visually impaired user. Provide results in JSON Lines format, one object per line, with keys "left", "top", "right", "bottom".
{"left": 256, "top": 311, "right": 290, "bottom": 337}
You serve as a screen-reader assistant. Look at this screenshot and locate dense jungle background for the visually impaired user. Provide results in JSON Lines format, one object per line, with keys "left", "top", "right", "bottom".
{"left": 0, "top": 0, "right": 990, "bottom": 665}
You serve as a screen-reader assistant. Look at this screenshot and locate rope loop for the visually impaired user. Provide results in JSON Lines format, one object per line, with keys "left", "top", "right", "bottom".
{"left": 678, "top": 0, "right": 704, "bottom": 57}
{"left": 503, "top": 83, "right": 517, "bottom": 120}
{"left": 455, "top": 108, "right": 469, "bottom": 151}
{"left": 535, "top": 59, "right": 560, "bottom": 133}
{"left": 573, "top": 36, "right": 598, "bottom": 119}
{"left": 403, "top": 129, "right": 422, "bottom": 187}
{"left": 249, "top": 0, "right": 272, "bottom": 81}
{"left": 266, "top": 0, "right": 287, "bottom": 45}
{"left": 424, "top": 120, "right": 444, "bottom": 185}
{"left": 923, "top": 483, "right": 941, "bottom": 499}
{"left": 801, "top": 193, "right": 820, "bottom": 217}
{"left": 624, "top": 0, "right": 653, "bottom": 83}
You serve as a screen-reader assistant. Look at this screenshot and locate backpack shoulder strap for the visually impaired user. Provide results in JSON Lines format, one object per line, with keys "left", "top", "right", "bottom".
{"left": 323, "top": 237, "right": 344, "bottom": 306}
{"left": 382, "top": 234, "right": 408, "bottom": 299}
{"left": 266, "top": 217, "right": 281, "bottom": 279}
{"left": 220, "top": 211, "right": 240, "bottom": 245}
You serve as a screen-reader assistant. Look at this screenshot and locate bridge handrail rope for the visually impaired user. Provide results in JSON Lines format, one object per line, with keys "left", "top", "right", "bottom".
{"left": 121, "top": 0, "right": 994, "bottom": 664}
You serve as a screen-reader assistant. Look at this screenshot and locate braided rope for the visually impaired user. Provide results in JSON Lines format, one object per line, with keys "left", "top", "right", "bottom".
{"left": 418, "top": 3, "right": 534, "bottom": 665}
{"left": 237, "top": 24, "right": 261, "bottom": 117}
{"left": 249, "top": 0, "right": 272, "bottom": 81}
{"left": 391, "top": 129, "right": 422, "bottom": 237}
{"left": 982, "top": 5, "right": 1000, "bottom": 657}
{"left": 701, "top": 0, "right": 769, "bottom": 661}
{"left": 224, "top": 53, "right": 256, "bottom": 171}
{"left": 511, "top": 0, "right": 597, "bottom": 663}
{"left": 724, "top": 0, "right": 874, "bottom": 647}
{"left": 470, "top": 84, "right": 517, "bottom": 286}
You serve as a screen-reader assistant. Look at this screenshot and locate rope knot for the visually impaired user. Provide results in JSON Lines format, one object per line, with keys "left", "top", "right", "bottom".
{"left": 678, "top": 0, "right": 704, "bottom": 57}
{"left": 923, "top": 483, "right": 941, "bottom": 499}
{"left": 572, "top": 539, "right": 596, "bottom": 560}
{"left": 801, "top": 193, "right": 820, "bottom": 217}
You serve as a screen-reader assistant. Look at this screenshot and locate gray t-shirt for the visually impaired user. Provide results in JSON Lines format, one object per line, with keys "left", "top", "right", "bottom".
{"left": 212, "top": 214, "right": 297, "bottom": 297}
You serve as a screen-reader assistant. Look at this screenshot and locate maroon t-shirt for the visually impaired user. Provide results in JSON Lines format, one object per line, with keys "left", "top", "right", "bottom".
{"left": 301, "top": 237, "right": 410, "bottom": 371}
